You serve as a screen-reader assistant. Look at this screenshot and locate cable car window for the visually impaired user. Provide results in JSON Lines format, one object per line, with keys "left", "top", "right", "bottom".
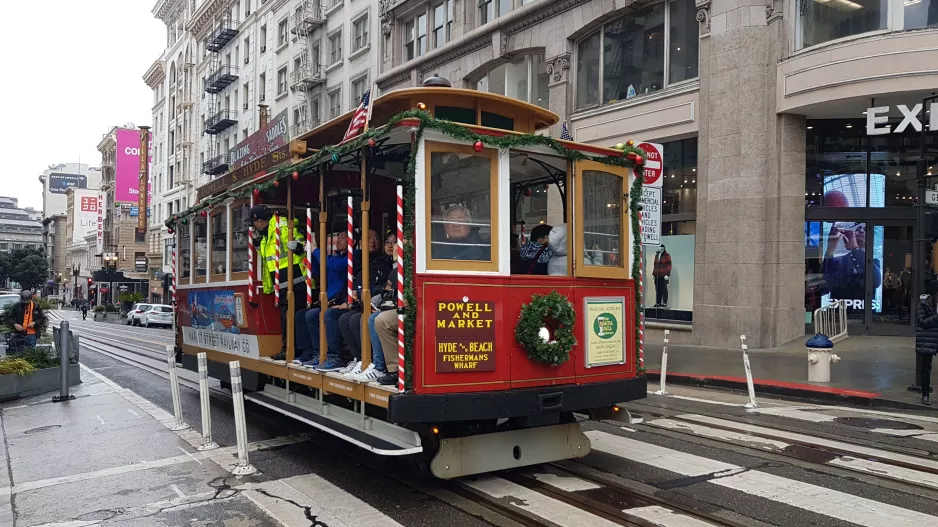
{"left": 435, "top": 106, "right": 476, "bottom": 125}
{"left": 179, "top": 223, "right": 191, "bottom": 280}
{"left": 211, "top": 208, "right": 228, "bottom": 277}
{"left": 480, "top": 111, "right": 513, "bottom": 131}
{"left": 509, "top": 152, "right": 568, "bottom": 276}
{"left": 427, "top": 143, "right": 498, "bottom": 271}
{"left": 581, "top": 170, "right": 623, "bottom": 267}
{"left": 231, "top": 201, "right": 251, "bottom": 273}
{"left": 193, "top": 215, "right": 208, "bottom": 278}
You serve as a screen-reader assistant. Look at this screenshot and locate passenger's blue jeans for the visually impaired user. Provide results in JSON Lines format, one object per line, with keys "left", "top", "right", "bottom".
{"left": 303, "top": 307, "right": 345, "bottom": 361}
{"left": 24, "top": 334, "right": 36, "bottom": 348}
{"left": 368, "top": 311, "right": 386, "bottom": 372}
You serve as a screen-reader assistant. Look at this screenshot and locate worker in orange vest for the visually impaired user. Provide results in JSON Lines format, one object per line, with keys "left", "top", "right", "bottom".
{"left": 8, "top": 290, "right": 45, "bottom": 350}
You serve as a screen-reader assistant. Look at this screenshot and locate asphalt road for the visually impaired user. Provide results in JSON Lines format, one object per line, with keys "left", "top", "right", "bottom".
{"left": 15, "top": 309, "right": 938, "bottom": 527}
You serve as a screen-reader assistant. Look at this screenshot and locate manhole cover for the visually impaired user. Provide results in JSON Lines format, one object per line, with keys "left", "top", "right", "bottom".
{"left": 77, "top": 510, "right": 119, "bottom": 521}
{"left": 23, "top": 425, "right": 61, "bottom": 435}
{"left": 834, "top": 417, "right": 923, "bottom": 430}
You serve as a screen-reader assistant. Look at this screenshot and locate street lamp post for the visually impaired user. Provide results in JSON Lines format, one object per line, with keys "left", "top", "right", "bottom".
{"left": 72, "top": 265, "right": 80, "bottom": 307}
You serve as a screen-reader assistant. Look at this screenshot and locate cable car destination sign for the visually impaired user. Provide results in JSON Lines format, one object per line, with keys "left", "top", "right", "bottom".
{"left": 435, "top": 300, "right": 496, "bottom": 372}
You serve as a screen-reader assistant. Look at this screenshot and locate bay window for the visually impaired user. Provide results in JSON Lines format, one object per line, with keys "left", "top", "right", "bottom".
{"left": 796, "top": 0, "right": 937, "bottom": 49}
{"left": 476, "top": 53, "right": 549, "bottom": 109}
{"left": 405, "top": 13, "right": 428, "bottom": 60}
{"left": 575, "top": 0, "right": 698, "bottom": 111}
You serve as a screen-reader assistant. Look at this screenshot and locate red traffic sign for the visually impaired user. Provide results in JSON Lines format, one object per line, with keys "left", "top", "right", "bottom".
{"left": 638, "top": 142, "right": 663, "bottom": 187}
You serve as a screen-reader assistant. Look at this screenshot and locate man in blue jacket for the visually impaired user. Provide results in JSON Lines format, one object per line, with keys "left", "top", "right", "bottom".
{"left": 293, "top": 230, "right": 358, "bottom": 370}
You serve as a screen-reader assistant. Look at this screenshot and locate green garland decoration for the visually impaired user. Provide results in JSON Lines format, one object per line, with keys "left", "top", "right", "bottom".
{"left": 515, "top": 291, "right": 577, "bottom": 367}
{"left": 164, "top": 108, "right": 649, "bottom": 385}
{"left": 629, "top": 174, "right": 645, "bottom": 374}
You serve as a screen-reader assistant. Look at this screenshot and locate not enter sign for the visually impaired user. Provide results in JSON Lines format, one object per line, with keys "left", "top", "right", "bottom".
{"left": 637, "top": 142, "right": 663, "bottom": 188}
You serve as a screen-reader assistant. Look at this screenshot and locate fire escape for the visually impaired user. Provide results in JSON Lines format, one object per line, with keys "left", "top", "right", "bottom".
{"left": 203, "top": 9, "right": 239, "bottom": 176}
{"left": 290, "top": 1, "right": 326, "bottom": 138}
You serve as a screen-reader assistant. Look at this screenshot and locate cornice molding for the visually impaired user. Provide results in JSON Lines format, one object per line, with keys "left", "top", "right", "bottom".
{"left": 417, "top": 36, "right": 490, "bottom": 79}
{"left": 187, "top": 0, "right": 226, "bottom": 39}
{"left": 143, "top": 60, "right": 166, "bottom": 88}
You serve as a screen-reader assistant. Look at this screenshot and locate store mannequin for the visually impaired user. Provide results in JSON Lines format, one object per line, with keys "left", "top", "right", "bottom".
{"left": 653, "top": 245, "right": 672, "bottom": 308}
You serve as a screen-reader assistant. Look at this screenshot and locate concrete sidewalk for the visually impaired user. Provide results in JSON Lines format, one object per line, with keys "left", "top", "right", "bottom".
{"left": 0, "top": 365, "right": 280, "bottom": 527}
{"left": 642, "top": 331, "right": 924, "bottom": 408}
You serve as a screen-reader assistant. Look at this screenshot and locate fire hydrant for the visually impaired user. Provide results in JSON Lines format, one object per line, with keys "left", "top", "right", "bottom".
{"left": 806, "top": 334, "right": 840, "bottom": 383}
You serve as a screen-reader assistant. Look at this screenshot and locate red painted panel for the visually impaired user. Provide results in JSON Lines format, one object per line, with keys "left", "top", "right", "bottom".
{"left": 414, "top": 275, "right": 638, "bottom": 395}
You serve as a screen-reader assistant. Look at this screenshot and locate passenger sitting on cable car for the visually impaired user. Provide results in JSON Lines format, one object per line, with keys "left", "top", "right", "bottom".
{"left": 432, "top": 205, "right": 488, "bottom": 261}
{"left": 337, "top": 231, "right": 397, "bottom": 381}
{"left": 519, "top": 224, "right": 553, "bottom": 275}
{"left": 372, "top": 282, "right": 404, "bottom": 386}
{"left": 293, "top": 230, "right": 358, "bottom": 370}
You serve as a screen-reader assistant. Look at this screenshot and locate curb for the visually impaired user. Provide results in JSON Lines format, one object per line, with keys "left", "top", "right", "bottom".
{"left": 646, "top": 371, "right": 936, "bottom": 412}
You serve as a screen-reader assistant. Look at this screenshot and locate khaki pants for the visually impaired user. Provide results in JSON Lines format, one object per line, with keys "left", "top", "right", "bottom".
{"left": 375, "top": 309, "right": 399, "bottom": 373}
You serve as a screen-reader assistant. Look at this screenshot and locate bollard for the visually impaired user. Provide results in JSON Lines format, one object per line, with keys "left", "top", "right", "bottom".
{"left": 166, "top": 345, "right": 190, "bottom": 431}
{"left": 196, "top": 353, "right": 219, "bottom": 451}
{"left": 52, "top": 322, "right": 75, "bottom": 402}
{"left": 654, "top": 329, "right": 670, "bottom": 395}
{"left": 229, "top": 361, "right": 257, "bottom": 476}
{"left": 740, "top": 335, "right": 758, "bottom": 409}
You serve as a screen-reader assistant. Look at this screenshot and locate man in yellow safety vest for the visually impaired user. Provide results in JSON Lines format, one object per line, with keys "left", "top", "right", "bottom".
{"left": 251, "top": 204, "right": 308, "bottom": 360}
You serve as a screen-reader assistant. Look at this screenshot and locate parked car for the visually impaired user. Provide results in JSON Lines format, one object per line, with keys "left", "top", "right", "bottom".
{"left": 140, "top": 305, "right": 173, "bottom": 328}
{"left": 0, "top": 294, "right": 20, "bottom": 311}
{"left": 126, "top": 303, "right": 152, "bottom": 326}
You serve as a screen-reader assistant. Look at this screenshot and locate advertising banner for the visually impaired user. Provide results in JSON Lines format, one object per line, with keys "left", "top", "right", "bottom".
{"left": 49, "top": 173, "right": 88, "bottom": 194}
{"left": 96, "top": 193, "right": 105, "bottom": 255}
{"left": 137, "top": 128, "right": 150, "bottom": 232}
{"left": 115, "top": 128, "right": 142, "bottom": 204}
{"left": 228, "top": 109, "right": 289, "bottom": 171}
{"left": 74, "top": 190, "right": 99, "bottom": 244}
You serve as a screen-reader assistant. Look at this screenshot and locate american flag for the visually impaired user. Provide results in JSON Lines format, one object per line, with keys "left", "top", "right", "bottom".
{"left": 560, "top": 121, "right": 573, "bottom": 141}
{"left": 342, "top": 89, "right": 371, "bottom": 143}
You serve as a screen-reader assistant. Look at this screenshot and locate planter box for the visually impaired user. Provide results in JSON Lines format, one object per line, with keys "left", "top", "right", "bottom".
{"left": 92, "top": 312, "right": 124, "bottom": 324}
{"left": 0, "top": 364, "right": 81, "bottom": 402}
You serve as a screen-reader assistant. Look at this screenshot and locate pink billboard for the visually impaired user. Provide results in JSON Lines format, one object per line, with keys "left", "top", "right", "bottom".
{"left": 115, "top": 128, "right": 142, "bottom": 204}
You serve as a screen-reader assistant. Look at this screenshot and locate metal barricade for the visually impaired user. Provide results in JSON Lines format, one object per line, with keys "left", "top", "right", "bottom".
{"left": 813, "top": 300, "right": 848, "bottom": 343}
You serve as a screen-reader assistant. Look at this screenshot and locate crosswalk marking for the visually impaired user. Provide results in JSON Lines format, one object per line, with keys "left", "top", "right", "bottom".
{"left": 649, "top": 418, "right": 790, "bottom": 450}
{"left": 676, "top": 414, "right": 938, "bottom": 472}
{"left": 530, "top": 472, "right": 601, "bottom": 492}
{"left": 464, "top": 476, "right": 620, "bottom": 527}
{"left": 586, "top": 430, "right": 938, "bottom": 527}
{"left": 829, "top": 456, "right": 938, "bottom": 490}
{"left": 628, "top": 506, "right": 719, "bottom": 527}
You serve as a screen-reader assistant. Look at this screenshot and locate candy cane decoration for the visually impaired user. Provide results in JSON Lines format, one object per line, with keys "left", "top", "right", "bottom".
{"left": 305, "top": 207, "right": 313, "bottom": 308}
{"left": 273, "top": 212, "right": 281, "bottom": 307}
{"left": 247, "top": 226, "right": 255, "bottom": 305}
{"left": 171, "top": 246, "right": 177, "bottom": 305}
{"left": 347, "top": 195, "right": 354, "bottom": 305}
{"left": 396, "top": 181, "right": 405, "bottom": 392}
{"left": 637, "top": 208, "right": 645, "bottom": 370}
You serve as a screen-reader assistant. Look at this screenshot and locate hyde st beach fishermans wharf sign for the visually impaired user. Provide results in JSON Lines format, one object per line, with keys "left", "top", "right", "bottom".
{"left": 435, "top": 300, "right": 496, "bottom": 372}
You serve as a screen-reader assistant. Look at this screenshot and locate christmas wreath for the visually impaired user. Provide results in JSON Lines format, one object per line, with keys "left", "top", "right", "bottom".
{"left": 515, "top": 291, "right": 577, "bottom": 367}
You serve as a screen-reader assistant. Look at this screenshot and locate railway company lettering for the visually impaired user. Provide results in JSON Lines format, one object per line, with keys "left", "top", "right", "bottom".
{"left": 435, "top": 300, "right": 496, "bottom": 372}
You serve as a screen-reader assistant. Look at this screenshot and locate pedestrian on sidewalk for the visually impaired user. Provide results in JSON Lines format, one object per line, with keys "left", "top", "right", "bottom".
{"left": 915, "top": 280, "right": 938, "bottom": 405}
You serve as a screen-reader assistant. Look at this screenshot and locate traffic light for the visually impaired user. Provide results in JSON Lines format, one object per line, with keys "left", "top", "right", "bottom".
{"left": 87, "top": 278, "right": 93, "bottom": 286}
{"left": 926, "top": 211, "right": 938, "bottom": 243}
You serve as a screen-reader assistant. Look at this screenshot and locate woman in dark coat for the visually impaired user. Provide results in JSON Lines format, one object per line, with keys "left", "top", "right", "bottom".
{"left": 915, "top": 280, "right": 938, "bottom": 405}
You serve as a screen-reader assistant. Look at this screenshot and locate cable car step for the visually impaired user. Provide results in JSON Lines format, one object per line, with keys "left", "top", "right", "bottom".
{"left": 245, "top": 386, "right": 423, "bottom": 456}
{"left": 430, "top": 422, "right": 590, "bottom": 479}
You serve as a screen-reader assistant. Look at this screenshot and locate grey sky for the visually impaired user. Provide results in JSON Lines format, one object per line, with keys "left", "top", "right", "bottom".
{"left": 0, "top": 1, "right": 165, "bottom": 211}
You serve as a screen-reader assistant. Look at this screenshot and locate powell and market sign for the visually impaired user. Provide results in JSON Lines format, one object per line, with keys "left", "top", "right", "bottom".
{"left": 866, "top": 103, "right": 938, "bottom": 135}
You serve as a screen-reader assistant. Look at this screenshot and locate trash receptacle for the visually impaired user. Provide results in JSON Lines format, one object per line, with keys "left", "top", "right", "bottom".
{"left": 806, "top": 334, "right": 840, "bottom": 383}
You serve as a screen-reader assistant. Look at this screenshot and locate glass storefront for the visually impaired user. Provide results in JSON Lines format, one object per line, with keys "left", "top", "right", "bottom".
{"left": 643, "top": 138, "right": 697, "bottom": 323}
{"left": 804, "top": 116, "right": 938, "bottom": 335}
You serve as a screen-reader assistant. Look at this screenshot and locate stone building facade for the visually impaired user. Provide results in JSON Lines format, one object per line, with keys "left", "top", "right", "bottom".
{"left": 376, "top": 0, "right": 938, "bottom": 347}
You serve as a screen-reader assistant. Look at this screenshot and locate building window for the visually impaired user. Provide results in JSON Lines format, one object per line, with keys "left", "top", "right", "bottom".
{"left": 476, "top": 53, "right": 549, "bottom": 109}
{"left": 278, "top": 18, "right": 289, "bottom": 48}
{"left": 277, "top": 67, "right": 288, "bottom": 95}
{"left": 351, "top": 76, "right": 368, "bottom": 106}
{"left": 574, "top": 0, "right": 698, "bottom": 110}
{"left": 259, "top": 72, "right": 266, "bottom": 101}
{"left": 329, "top": 31, "right": 343, "bottom": 64}
{"left": 329, "top": 88, "right": 341, "bottom": 118}
{"left": 479, "top": 0, "right": 510, "bottom": 25}
{"left": 243, "top": 37, "right": 250, "bottom": 63}
{"left": 352, "top": 14, "right": 369, "bottom": 52}
{"left": 260, "top": 25, "right": 268, "bottom": 53}
{"left": 432, "top": 0, "right": 453, "bottom": 48}
{"left": 796, "top": 0, "right": 886, "bottom": 49}
{"left": 405, "top": 13, "right": 427, "bottom": 61}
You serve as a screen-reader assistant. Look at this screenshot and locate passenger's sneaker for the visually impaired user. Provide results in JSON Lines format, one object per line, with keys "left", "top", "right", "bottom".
{"left": 315, "top": 358, "right": 345, "bottom": 372}
{"left": 343, "top": 361, "right": 363, "bottom": 377}
{"left": 301, "top": 356, "right": 320, "bottom": 369}
{"left": 293, "top": 351, "right": 316, "bottom": 364}
{"left": 270, "top": 352, "right": 287, "bottom": 361}
{"left": 377, "top": 371, "right": 398, "bottom": 385}
{"left": 338, "top": 360, "right": 360, "bottom": 375}
{"left": 353, "top": 364, "right": 383, "bottom": 382}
